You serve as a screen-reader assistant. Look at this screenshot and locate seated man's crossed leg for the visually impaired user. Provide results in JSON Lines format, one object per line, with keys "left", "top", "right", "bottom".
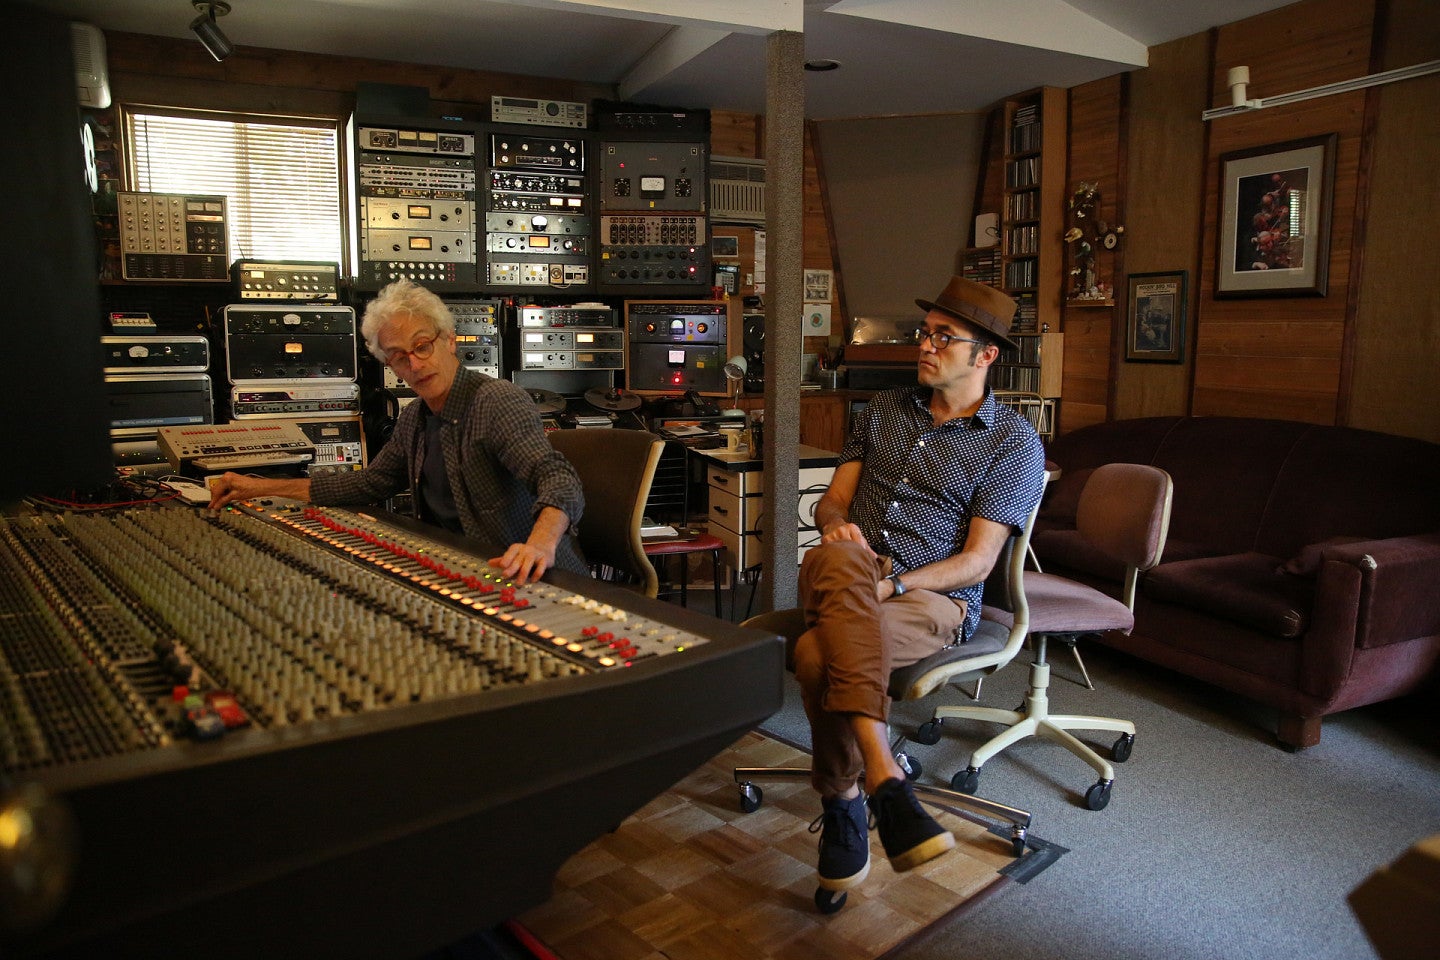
{"left": 793, "top": 539, "right": 964, "bottom": 892}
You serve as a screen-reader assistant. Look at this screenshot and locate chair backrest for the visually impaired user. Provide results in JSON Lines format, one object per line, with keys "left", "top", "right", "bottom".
{"left": 1074, "top": 462, "right": 1174, "bottom": 608}
{"left": 549, "top": 428, "right": 664, "bottom": 598}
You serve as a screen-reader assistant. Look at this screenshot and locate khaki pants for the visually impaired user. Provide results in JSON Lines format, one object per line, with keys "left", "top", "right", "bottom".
{"left": 794, "top": 540, "right": 967, "bottom": 797}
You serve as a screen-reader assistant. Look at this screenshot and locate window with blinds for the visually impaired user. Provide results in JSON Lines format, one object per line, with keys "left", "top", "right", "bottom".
{"left": 125, "top": 107, "right": 342, "bottom": 265}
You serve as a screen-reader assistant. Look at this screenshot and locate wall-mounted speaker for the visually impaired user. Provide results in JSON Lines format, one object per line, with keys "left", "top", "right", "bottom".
{"left": 71, "top": 22, "right": 110, "bottom": 109}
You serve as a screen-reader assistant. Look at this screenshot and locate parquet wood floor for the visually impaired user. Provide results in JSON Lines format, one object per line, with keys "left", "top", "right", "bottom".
{"left": 516, "top": 731, "right": 1031, "bottom": 960}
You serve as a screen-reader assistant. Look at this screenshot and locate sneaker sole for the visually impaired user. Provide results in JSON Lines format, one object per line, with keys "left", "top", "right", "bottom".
{"left": 887, "top": 830, "right": 956, "bottom": 873}
{"left": 817, "top": 851, "right": 870, "bottom": 891}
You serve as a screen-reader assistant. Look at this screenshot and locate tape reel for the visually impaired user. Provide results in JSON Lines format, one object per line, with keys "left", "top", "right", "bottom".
{"left": 585, "top": 387, "right": 640, "bottom": 412}
{"left": 525, "top": 388, "right": 567, "bottom": 414}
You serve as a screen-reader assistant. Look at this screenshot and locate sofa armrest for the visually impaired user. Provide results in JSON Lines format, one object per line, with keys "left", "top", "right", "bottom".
{"left": 1326, "top": 533, "right": 1440, "bottom": 648}
{"left": 1301, "top": 534, "right": 1440, "bottom": 698}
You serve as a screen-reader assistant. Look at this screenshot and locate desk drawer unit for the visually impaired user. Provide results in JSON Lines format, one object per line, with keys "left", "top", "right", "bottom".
{"left": 705, "top": 463, "right": 834, "bottom": 570}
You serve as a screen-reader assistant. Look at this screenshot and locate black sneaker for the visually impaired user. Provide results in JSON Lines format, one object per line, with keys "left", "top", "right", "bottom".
{"left": 868, "top": 778, "right": 955, "bottom": 872}
{"left": 809, "top": 792, "right": 870, "bottom": 891}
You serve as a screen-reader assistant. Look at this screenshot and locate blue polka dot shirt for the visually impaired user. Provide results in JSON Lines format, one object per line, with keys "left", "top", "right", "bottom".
{"left": 841, "top": 387, "right": 1045, "bottom": 639}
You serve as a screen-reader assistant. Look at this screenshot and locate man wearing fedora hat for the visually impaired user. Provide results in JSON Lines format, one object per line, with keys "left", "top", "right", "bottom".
{"left": 795, "top": 275, "right": 1046, "bottom": 896}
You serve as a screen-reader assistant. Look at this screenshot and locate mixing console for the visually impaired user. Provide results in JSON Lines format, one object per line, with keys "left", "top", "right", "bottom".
{"left": 0, "top": 500, "right": 781, "bottom": 957}
{"left": 0, "top": 501, "right": 711, "bottom": 771}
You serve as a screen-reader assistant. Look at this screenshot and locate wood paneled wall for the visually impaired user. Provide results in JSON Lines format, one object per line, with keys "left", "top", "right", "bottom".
{"left": 1347, "top": 0, "right": 1440, "bottom": 441}
{"left": 1195, "top": 0, "right": 1376, "bottom": 424}
{"left": 1049, "top": 0, "right": 1438, "bottom": 443}
{"left": 1060, "top": 76, "right": 1125, "bottom": 433}
{"left": 1115, "top": 33, "right": 1211, "bottom": 421}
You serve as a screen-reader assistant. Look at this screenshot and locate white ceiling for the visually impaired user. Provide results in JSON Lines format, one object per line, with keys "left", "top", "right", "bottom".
{"left": 34, "top": 0, "right": 1297, "bottom": 118}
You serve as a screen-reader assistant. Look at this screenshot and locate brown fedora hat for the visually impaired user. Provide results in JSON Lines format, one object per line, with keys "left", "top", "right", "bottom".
{"left": 915, "top": 276, "right": 1020, "bottom": 351}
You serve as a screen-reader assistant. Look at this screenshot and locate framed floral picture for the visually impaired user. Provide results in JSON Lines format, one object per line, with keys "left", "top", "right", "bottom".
{"left": 1216, "top": 134, "right": 1337, "bottom": 298}
{"left": 1126, "top": 271, "right": 1187, "bottom": 363}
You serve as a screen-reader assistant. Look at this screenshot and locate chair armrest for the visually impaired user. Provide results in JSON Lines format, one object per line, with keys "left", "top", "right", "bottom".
{"left": 1301, "top": 533, "right": 1440, "bottom": 698}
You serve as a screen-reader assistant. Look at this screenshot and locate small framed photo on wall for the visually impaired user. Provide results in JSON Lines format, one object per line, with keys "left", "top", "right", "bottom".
{"left": 1126, "top": 271, "right": 1187, "bottom": 363}
{"left": 711, "top": 235, "right": 740, "bottom": 258}
{"left": 1216, "top": 134, "right": 1336, "bottom": 298}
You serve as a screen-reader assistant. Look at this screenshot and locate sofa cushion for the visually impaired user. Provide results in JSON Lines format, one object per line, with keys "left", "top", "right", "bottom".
{"left": 1256, "top": 425, "right": 1440, "bottom": 558}
{"left": 1143, "top": 552, "right": 1317, "bottom": 639}
{"left": 1148, "top": 418, "right": 1310, "bottom": 557}
{"left": 1033, "top": 529, "right": 1217, "bottom": 584}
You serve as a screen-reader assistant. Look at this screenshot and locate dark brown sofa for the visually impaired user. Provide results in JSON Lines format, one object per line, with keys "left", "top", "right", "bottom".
{"left": 1034, "top": 416, "right": 1440, "bottom": 749}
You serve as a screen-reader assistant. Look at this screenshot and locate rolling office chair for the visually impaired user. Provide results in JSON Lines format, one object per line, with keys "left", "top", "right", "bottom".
{"left": 913, "top": 462, "right": 1173, "bottom": 811}
{"left": 732, "top": 497, "right": 1043, "bottom": 913}
{"left": 548, "top": 428, "right": 664, "bottom": 598}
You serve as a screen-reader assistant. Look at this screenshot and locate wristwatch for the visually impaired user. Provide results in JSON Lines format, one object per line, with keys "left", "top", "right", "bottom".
{"left": 886, "top": 572, "right": 907, "bottom": 596}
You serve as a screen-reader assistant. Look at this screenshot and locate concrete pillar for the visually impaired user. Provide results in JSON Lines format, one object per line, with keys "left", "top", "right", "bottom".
{"left": 761, "top": 29, "right": 805, "bottom": 611}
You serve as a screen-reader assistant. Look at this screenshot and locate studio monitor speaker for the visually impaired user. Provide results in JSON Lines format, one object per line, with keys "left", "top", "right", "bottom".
{"left": 71, "top": 21, "right": 110, "bottom": 109}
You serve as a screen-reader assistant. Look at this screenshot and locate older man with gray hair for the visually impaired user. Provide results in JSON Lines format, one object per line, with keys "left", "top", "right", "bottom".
{"left": 209, "top": 279, "right": 586, "bottom": 582}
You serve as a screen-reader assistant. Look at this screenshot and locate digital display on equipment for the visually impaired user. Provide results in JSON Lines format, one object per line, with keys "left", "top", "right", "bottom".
{"left": 409, "top": 236, "right": 432, "bottom": 250}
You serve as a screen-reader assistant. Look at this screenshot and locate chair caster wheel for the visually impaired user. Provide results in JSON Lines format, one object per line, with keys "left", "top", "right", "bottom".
{"left": 913, "top": 720, "right": 942, "bottom": 745}
{"left": 951, "top": 766, "right": 980, "bottom": 794}
{"left": 897, "top": 752, "right": 922, "bottom": 781}
{"left": 739, "top": 782, "right": 763, "bottom": 813}
{"left": 1084, "top": 779, "right": 1113, "bottom": 811}
{"left": 1011, "top": 829, "right": 1028, "bottom": 857}
{"left": 815, "top": 887, "right": 847, "bottom": 914}
{"left": 1111, "top": 733, "right": 1134, "bottom": 763}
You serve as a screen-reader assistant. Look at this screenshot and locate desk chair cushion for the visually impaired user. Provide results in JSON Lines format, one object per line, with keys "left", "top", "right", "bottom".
{"left": 643, "top": 533, "right": 726, "bottom": 557}
{"left": 887, "top": 620, "right": 1009, "bottom": 701}
{"left": 984, "top": 571, "right": 1136, "bottom": 636}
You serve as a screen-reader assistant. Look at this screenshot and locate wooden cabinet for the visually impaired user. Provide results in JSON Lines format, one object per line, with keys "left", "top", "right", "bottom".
{"left": 735, "top": 393, "right": 849, "bottom": 452}
{"left": 1000, "top": 87, "right": 1067, "bottom": 335}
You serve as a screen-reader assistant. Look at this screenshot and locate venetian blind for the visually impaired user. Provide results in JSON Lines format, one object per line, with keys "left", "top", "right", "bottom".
{"left": 127, "top": 108, "right": 342, "bottom": 264}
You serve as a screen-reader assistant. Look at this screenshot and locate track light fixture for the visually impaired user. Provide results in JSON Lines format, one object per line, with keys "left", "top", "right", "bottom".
{"left": 190, "top": 1, "right": 233, "bottom": 62}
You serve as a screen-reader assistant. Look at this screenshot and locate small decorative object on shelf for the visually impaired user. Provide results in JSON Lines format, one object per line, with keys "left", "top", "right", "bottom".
{"left": 1064, "top": 181, "right": 1123, "bottom": 303}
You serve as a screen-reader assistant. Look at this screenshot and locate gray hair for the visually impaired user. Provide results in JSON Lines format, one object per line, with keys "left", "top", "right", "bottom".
{"left": 359, "top": 279, "right": 455, "bottom": 360}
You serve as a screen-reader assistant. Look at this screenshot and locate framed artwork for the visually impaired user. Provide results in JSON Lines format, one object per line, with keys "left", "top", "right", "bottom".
{"left": 803, "top": 268, "right": 832, "bottom": 302}
{"left": 1216, "top": 134, "right": 1336, "bottom": 298}
{"left": 1126, "top": 271, "right": 1187, "bottom": 363}
{"left": 710, "top": 235, "right": 740, "bottom": 258}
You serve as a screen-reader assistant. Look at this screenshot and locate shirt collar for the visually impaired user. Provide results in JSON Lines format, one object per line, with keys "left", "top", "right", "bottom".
{"left": 906, "top": 386, "right": 999, "bottom": 429}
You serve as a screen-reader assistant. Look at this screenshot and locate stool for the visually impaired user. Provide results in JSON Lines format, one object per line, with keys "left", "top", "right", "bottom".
{"left": 643, "top": 534, "right": 725, "bottom": 617}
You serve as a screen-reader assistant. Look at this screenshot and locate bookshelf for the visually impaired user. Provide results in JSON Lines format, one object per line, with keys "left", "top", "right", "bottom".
{"left": 1000, "top": 88, "right": 1067, "bottom": 336}
{"left": 991, "top": 330, "right": 1064, "bottom": 397}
